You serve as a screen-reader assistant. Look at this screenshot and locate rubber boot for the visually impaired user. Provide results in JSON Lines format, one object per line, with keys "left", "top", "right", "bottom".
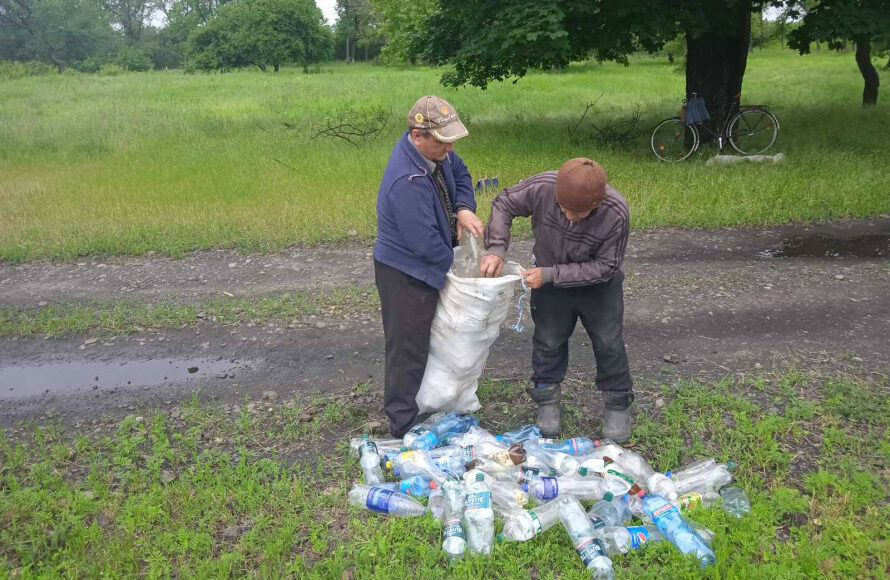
{"left": 526, "top": 382, "right": 561, "bottom": 438}
{"left": 602, "top": 391, "right": 633, "bottom": 444}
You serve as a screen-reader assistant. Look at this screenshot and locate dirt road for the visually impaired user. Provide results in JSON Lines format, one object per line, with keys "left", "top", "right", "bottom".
{"left": 1, "top": 218, "right": 888, "bottom": 425}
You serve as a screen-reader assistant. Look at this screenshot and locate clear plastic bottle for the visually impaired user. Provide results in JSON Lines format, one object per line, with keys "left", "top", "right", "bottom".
{"left": 495, "top": 424, "right": 541, "bottom": 444}
{"left": 676, "top": 490, "right": 719, "bottom": 512}
{"left": 540, "top": 437, "right": 596, "bottom": 455}
{"left": 615, "top": 449, "right": 678, "bottom": 500}
{"left": 440, "top": 478, "right": 466, "bottom": 560}
{"left": 558, "top": 496, "right": 615, "bottom": 580}
{"left": 357, "top": 435, "right": 385, "bottom": 485}
{"left": 395, "top": 449, "right": 453, "bottom": 484}
{"left": 447, "top": 425, "right": 500, "bottom": 447}
{"left": 463, "top": 468, "right": 528, "bottom": 514}
{"left": 601, "top": 525, "right": 658, "bottom": 554}
{"left": 402, "top": 412, "right": 450, "bottom": 449}
{"left": 498, "top": 464, "right": 545, "bottom": 487}
{"left": 641, "top": 492, "right": 715, "bottom": 566}
{"left": 463, "top": 473, "right": 494, "bottom": 554}
{"left": 524, "top": 440, "right": 579, "bottom": 476}
{"left": 720, "top": 486, "right": 750, "bottom": 518}
{"left": 348, "top": 484, "right": 427, "bottom": 517}
{"left": 670, "top": 461, "right": 733, "bottom": 495}
{"left": 502, "top": 499, "right": 562, "bottom": 541}
{"left": 349, "top": 436, "right": 404, "bottom": 458}
{"left": 531, "top": 475, "right": 606, "bottom": 501}
{"left": 602, "top": 465, "right": 636, "bottom": 495}
{"left": 587, "top": 492, "right": 625, "bottom": 526}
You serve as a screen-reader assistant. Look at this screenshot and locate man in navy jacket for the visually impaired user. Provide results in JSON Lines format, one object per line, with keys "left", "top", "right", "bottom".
{"left": 373, "top": 96, "right": 483, "bottom": 437}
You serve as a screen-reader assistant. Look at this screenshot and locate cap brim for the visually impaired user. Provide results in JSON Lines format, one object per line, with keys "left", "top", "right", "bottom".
{"left": 430, "top": 119, "right": 469, "bottom": 143}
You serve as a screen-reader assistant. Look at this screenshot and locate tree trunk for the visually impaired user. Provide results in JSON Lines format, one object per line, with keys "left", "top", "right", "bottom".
{"left": 855, "top": 37, "right": 879, "bottom": 106}
{"left": 685, "top": 6, "right": 751, "bottom": 143}
{"left": 273, "top": 62, "right": 279, "bottom": 72}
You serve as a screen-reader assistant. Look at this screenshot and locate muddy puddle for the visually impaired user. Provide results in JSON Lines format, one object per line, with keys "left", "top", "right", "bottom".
{"left": 0, "top": 357, "right": 257, "bottom": 400}
{"left": 759, "top": 233, "right": 889, "bottom": 259}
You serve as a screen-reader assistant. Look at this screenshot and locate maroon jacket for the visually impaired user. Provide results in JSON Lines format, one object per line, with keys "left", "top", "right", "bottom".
{"left": 483, "top": 171, "right": 629, "bottom": 287}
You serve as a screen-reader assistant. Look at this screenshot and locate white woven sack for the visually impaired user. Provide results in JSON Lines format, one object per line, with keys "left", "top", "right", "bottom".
{"left": 415, "top": 245, "right": 522, "bottom": 414}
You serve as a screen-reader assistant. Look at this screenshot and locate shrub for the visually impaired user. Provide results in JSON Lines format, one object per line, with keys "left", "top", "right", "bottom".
{"left": 0, "top": 60, "right": 57, "bottom": 80}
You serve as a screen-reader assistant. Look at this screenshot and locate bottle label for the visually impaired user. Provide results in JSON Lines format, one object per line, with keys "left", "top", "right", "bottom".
{"left": 359, "top": 440, "right": 378, "bottom": 457}
{"left": 678, "top": 492, "right": 702, "bottom": 511}
{"left": 652, "top": 502, "right": 678, "bottom": 521}
{"left": 606, "top": 468, "right": 635, "bottom": 488}
{"left": 517, "top": 466, "right": 540, "bottom": 484}
{"left": 444, "top": 518, "right": 465, "bottom": 540}
{"left": 626, "top": 526, "right": 651, "bottom": 549}
{"left": 462, "top": 446, "right": 476, "bottom": 463}
{"left": 528, "top": 510, "right": 542, "bottom": 536}
{"left": 465, "top": 490, "right": 492, "bottom": 510}
{"left": 538, "top": 438, "right": 555, "bottom": 444}
{"left": 588, "top": 514, "right": 606, "bottom": 531}
{"left": 567, "top": 438, "right": 580, "bottom": 453}
{"left": 575, "top": 537, "right": 608, "bottom": 566}
{"left": 407, "top": 425, "right": 428, "bottom": 437}
{"left": 540, "top": 477, "right": 559, "bottom": 500}
{"left": 364, "top": 487, "right": 394, "bottom": 513}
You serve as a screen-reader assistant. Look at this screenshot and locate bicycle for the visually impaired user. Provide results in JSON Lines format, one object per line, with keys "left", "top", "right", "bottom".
{"left": 650, "top": 93, "right": 779, "bottom": 162}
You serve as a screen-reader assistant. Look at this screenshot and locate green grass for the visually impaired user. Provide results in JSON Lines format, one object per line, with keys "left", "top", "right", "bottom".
{"left": 1, "top": 49, "right": 888, "bottom": 263}
{"left": 2, "top": 370, "right": 888, "bottom": 577}
{"left": 0, "top": 285, "right": 378, "bottom": 338}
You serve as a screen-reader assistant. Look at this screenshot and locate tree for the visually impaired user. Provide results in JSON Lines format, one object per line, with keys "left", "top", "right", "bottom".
{"left": 369, "top": 0, "right": 433, "bottom": 64}
{"left": 788, "top": 0, "right": 889, "bottom": 105}
{"left": 102, "top": 0, "right": 150, "bottom": 41}
{"left": 0, "top": 0, "right": 116, "bottom": 71}
{"left": 410, "top": 0, "right": 787, "bottom": 134}
{"left": 334, "top": 0, "right": 380, "bottom": 62}
{"left": 188, "top": 0, "right": 332, "bottom": 72}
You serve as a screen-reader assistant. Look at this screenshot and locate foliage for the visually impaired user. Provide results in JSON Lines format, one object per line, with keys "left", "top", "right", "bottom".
{"left": 187, "top": 0, "right": 332, "bottom": 72}
{"left": 334, "top": 0, "right": 381, "bottom": 62}
{"left": 113, "top": 44, "right": 152, "bottom": 71}
{"left": 0, "top": 0, "right": 118, "bottom": 71}
{"left": 0, "top": 58, "right": 55, "bottom": 78}
{"left": 369, "top": 0, "right": 435, "bottom": 65}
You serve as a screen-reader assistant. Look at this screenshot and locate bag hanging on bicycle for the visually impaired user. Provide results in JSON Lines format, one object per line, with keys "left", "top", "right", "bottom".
{"left": 683, "top": 95, "right": 710, "bottom": 125}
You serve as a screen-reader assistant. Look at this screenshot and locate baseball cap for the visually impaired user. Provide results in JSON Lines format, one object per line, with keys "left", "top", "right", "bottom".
{"left": 407, "top": 95, "right": 469, "bottom": 143}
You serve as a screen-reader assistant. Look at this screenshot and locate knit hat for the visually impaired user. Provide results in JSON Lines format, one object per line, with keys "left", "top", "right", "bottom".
{"left": 555, "top": 158, "right": 607, "bottom": 212}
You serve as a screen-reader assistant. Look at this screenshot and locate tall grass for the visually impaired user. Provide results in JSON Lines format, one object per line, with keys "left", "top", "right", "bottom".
{"left": 0, "top": 49, "right": 887, "bottom": 263}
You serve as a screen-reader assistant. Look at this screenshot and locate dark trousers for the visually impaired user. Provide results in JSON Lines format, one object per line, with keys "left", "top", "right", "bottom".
{"left": 530, "top": 272, "right": 633, "bottom": 408}
{"left": 374, "top": 260, "right": 439, "bottom": 437}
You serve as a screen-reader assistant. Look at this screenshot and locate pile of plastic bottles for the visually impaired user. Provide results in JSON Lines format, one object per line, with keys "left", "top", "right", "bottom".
{"left": 347, "top": 412, "right": 750, "bottom": 578}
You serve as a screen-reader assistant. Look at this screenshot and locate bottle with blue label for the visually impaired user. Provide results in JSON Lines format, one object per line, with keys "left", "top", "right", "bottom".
{"left": 641, "top": 492, "right": 715, "bottom": 566}
{"left": 540, "top": 437, "right": 596, "bottom": 455}
{"left": 557, "top": 496, "right": 615, "bottom": 580}
{"left": 463, "top": 473, "right": 494, "bottom": 554}
{"left": 375, "top": 476, "right": 434, "bottom": 498}
{"left": 494, "top": 424, "right": 541, "bottom": 444}
{"left": 403, "top": 412, "right": 455, "bottom": 450}
{"left": 531, "top": 475, "right": 606, "bottom": 501}
{"left": 348, "top": 484, "right": 427, "bottom": 517}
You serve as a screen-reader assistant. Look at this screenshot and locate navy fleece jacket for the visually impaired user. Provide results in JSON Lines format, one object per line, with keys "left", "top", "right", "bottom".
{"left": 373, "top": 131, "right": 476, "bottom": 289}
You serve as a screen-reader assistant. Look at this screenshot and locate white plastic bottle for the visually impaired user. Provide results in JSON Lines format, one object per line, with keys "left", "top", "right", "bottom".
{"left": 463, "top": 473, "right": 495, "bottom": 554}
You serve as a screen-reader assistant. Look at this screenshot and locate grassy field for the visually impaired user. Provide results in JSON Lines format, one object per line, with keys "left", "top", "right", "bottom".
{"left": 1, "top": 368, "right": 887, "bottom": 577}
{"left": 1, "top": 49, "right": 888, "bottom": 263}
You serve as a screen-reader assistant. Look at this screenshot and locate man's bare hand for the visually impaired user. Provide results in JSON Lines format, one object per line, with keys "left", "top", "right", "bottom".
{"left": 456, "top": 209, "right": 484, "bottom": 240}
{"left": 521, "top": 267, "right": 544, "bottom": 289}
{"left": 479, "top": 254, "right": 505, "bottom": 278}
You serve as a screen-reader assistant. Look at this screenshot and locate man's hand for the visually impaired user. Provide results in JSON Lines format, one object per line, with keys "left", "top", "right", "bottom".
{"left": 456, "top": 209, "right": 484, "bottom": 240}
{"left": 521, "top": 267, "right": 544, "bottom": 289}
{"left": 479, "top": 254, "right": 505, "bottom": 278}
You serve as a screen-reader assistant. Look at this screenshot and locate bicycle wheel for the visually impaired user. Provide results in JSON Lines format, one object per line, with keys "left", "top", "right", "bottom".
{"left": 728, "top": 107, "right": 779, "bottom": 155}
{"left": 651, "top": 117, "right": 698, "bottom": 162}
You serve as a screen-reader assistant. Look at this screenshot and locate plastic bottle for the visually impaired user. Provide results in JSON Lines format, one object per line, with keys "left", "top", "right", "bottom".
{"left": 531, "top": 475, "right": 606, "bottom": 501}
{"left": 395, "top": 449, "right": 452, "bottom": 484}
{"left": 375, "top": 475, "right": 434, "bottom": 497}
{"left": 349, "top": 436, "right": 403, "bottom": 457}
{"left": 676, "top": 490, "right": 719, "bottom": 512}
{"left": 447, "top": 425, "right": 500, "bottom": 447}
{"left": 430, "top": 414, "right": 479, "bottom": 448}
{"left": 348, "top": 484, "right": 427, "bottom": 517}
{"left": 463, "top": 468, "right": 528, "bottom": 514}
{"left": 430, "top": 444, "right": 478, "bottom": 464}
{"left": 440, "top": 478, "right": 466, "bottom": 560}
{"left": 463, "top": 473, "right": 494, "bottom": 555}
{"left": 670, "top": 461, "right": 733, "bottom": 495}
{"left": 501, "top": 499, "right": 562, "bottom": 541}
{"left": 495, "top": 424, "right": 541, "bottom": 444}
{"left": 540, "top": 437, "right": 596, "bottom": 455}
{"left": 577, "top": 456, "right": 607, "bottom": 476}
{"left": 498, "top": 464, "right": 545, "bottom": 486}
{"left": 601, "top": 465, "right": 636, "bottom": 495}
{"left": 357, "top": 435, "right": 385, "bottom": 485}
{"left": 601, "top": 525, "right": 659, "bottom": 554}
{"left": 524, "top": 440, "right": 579, "bottom": 476}
{"left": 720, "top": 486, "right": 750, "bottom": 518}
{"left": 488, "top": 443, "right": 527, "bottom": 468}
{"left": 587, "top": 492, "right": 625, "bottom": 527}
{"left": 641, "top": 492, "right": 715, "bottom": 566}
{"left": 615, "top": 449, "right": 678, "bottom": 500}
{"left": 402, "top": 412, "right": 450, "bottom": 449}
{"left": 557, "top": 496, "right": 615, "bottom": 580}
